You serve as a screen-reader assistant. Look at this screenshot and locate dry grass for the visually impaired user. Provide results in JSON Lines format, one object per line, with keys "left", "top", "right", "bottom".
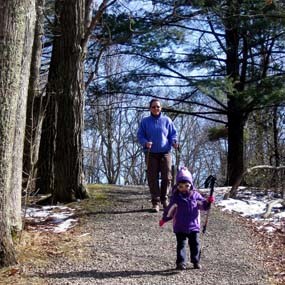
{"left": 0, "top": 184, "right": 283, "bottom": 284}
{"left": 0, "top": 184, "right": 112, "bottom": 285}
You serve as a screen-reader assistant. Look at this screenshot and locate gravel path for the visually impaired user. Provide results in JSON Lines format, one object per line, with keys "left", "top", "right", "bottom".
{"left": 36, "top": 185, "right": 269, "bottom": 285}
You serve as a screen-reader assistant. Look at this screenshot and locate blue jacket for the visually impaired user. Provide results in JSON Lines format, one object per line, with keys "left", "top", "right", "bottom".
{"left": 137, "top": 113, "right": 177, "bottom": 153}
{"left": 162, "top": 187, "right": 209, "bottom": 233}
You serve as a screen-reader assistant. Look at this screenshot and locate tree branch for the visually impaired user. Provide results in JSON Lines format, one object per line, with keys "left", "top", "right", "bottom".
{"left": 82, "top": 0, "right": 117, "bottom": 49}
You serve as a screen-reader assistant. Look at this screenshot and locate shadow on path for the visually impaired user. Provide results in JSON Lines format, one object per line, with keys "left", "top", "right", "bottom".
{"left": 40, "top": 268, "right": 179, "bottom": 280}
{"left": 85, "top": 208, "right": 156, "bottom": 216}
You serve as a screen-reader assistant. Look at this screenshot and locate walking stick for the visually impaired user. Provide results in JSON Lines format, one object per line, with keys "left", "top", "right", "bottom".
{"left": 199, "top": 175, "right": 216, "bottom": 259}
{"left": 173, "top": 144, "right": 180, "bottom": 185}
{"left": 142, "top": 148, "right": 151, "bottom": 209}
{"left": 176, "top": 144, "right": 180, "bottom": 169}
{"left": 146, "top": 147, "right": 150, "bottom": 173}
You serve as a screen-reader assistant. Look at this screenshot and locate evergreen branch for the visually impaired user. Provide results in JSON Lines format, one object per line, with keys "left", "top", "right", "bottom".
{"left": 207, "top": 16, "right": 227, "bottom": 54}
{"left": 82, "top": 0, "right": 117, "bottom": 48}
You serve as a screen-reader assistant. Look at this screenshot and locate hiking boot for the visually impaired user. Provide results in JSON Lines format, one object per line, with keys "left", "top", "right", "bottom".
{"left": 152, "top": 204, "right": 160, "bottom": 212}
{"left": 176, "top": 263, "right": 186, "bottom": 270}
{"left": 193, "top": 263, "right": 201, "bottom": 269}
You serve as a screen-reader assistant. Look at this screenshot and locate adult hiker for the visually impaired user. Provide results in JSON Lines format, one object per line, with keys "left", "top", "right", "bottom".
{"left": 137, "top": 98, "right": 179, "bottom": 212}
{"left": 159, "top": 167, "right": 215, "bottom": 270}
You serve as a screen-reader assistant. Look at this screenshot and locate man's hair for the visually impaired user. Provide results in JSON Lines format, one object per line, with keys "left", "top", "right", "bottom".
{"left": 149, "top": 99, "right": 161, "bottom": 108}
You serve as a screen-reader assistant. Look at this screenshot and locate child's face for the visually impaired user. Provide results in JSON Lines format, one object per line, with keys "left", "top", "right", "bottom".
{"left": 177, "top": 182, "right": 192, "bottom": 193}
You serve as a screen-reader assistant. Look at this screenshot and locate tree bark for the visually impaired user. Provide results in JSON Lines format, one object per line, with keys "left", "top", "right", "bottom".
{"left": 37, "top": 0, "right": 89, "bottom": 202}
{"left": 227, "top": 101, "right": 247, "bottom": 186}
{"left": 271, "top": 106, "right": 280, "bottom": 191}
{"left": 36, "top": 67, "right": 57, "bottom": 196}
{"left": 10, "top": 1, "right": 37, "bottom": 233}
{"left": 224, "top": 0, "right": 246, "bottom": 186}
{"left": 23, "top": 0, "right": 45, "bottom": 195}
{"left": 0, "top": 0, "right": 35, "bottom": 267}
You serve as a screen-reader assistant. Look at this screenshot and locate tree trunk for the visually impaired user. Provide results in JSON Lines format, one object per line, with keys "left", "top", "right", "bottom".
{"left": 271, "top": 106, "right": 280, "bottom": 191}
{"left": 0, "top": 0, "right": 35, "bottom": 267}
{"left": 36, "top": 72, "right": 57, "bottom": 196}
{"left": 37, "top": 0, "right": 89, "bottom": 203}
{"left": 227, "top": 102, "right": 246, "bottom": 186}
{"left": 272, "top": 106, "right": 280, "bottom": 167}
{"left": 9, "top": 1, "right": 36, "bottom": 233}
{"left": 23, "top": 0, "right": 45, "bottom": 195}
{"left": 224, "top": 0, "right": 246, "bottom": 187}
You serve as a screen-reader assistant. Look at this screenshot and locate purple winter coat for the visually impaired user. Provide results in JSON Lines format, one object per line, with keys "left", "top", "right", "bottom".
{"left": 162, "top": 187, "right": 209, "bottom": 233}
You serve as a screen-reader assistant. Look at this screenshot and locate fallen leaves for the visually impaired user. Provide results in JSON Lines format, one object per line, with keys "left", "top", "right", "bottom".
{"left": 243, "top": 218, "right": 285, "bottom": 285}
{"left": 7, "top": 268, "right": 20, "bottom": 277}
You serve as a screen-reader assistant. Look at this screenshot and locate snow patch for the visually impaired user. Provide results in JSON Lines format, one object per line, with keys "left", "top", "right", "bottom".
{"left": 23, "top": 205, "right": 77, "bottom": 233}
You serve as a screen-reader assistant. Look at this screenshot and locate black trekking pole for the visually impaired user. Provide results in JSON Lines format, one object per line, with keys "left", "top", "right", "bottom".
{"left": 199, "top": 175, "right": 216, "bottom": 259}
{"left": 142, "top": 148, "right": 151, "bottom": 209}
{"left": 175, "top": 143, "right": 180, "bottom": 178}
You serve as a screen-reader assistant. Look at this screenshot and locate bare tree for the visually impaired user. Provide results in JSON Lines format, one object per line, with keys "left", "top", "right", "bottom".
{"left": 245, "top": 106, "right": 285, "bottom": 196}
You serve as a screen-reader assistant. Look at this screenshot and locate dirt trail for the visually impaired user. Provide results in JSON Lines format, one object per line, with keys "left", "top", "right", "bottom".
{"left": 1, "top": 185, "right": 271, "bottom": 285}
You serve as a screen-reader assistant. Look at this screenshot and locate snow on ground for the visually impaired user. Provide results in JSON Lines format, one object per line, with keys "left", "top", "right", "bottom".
{"left": 200, "top": 186, "right": 285, "bottom": 234}
{"left": 23, "top": 205, "right": 78, "bottom": 233}
{"left": 23, "top": 186, "right": 285, "bottom": 234}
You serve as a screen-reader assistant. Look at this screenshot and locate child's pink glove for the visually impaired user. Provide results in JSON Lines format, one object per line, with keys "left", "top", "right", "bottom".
{"left": 159, "top": 219, "right": 166, "bottom": 227}
{"left": 207, "top": 196, "right": 215, "bottom": 204}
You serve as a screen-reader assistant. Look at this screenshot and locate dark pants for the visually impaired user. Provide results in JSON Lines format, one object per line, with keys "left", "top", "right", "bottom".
{"left": 175, "top": 232, "right": 200, "bottom": 265}
{"left": 146, "top": 152, "right": 172, "bottom": 205}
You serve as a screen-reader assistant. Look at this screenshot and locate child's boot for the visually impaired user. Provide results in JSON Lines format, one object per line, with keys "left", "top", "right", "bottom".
{"left": 176, "top": 262, "right": 186, "bottom": 270}
{"left": 193, "top": 263, "right": 201, "bottom": 269}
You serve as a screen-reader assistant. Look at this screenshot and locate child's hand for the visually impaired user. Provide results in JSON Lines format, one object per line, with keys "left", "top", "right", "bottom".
{"left": 207, "top": 196, "right": 215, "bottom": 204}
{"left": 159, "top": 219, "right": 166, "bottom": 227}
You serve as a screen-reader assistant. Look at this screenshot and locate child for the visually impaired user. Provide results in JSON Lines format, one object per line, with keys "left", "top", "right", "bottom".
{"left": 159, "top": 167, "right": 214, "bottom": 270}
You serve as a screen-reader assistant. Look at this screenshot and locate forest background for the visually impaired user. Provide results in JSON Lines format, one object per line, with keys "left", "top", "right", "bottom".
{"left": 0, "top": 0, "right": 285, "bottom": 268}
